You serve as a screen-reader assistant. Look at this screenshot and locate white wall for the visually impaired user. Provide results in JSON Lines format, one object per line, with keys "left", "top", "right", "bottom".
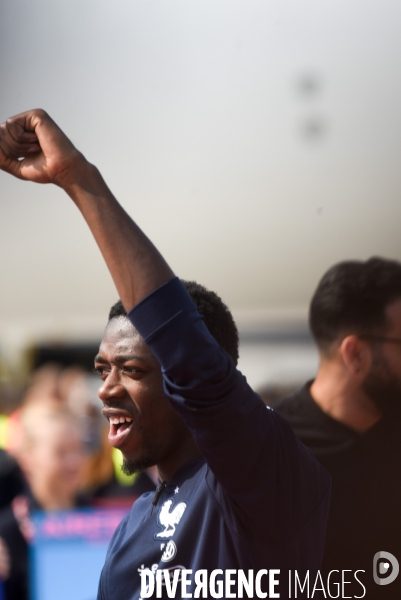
{"left": 0, "top": 0, "right": 400, "bottom": 352}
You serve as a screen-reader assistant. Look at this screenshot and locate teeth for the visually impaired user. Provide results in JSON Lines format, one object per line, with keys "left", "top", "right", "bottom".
{"left": 109, "top": 416, "right": 133, "bottom": 425}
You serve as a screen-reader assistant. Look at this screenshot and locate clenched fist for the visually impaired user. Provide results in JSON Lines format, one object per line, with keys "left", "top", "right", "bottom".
{"left": 0, "top": 109, "right": 88, "bottom": 188}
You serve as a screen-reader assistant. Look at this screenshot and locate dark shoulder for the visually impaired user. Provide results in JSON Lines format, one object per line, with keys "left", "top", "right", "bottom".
{"left": 270, "top": 382, "right": 334, "bottom": 450}
{"left": 0, "top": 503, "right": 17, "bottom": 534}
{"left": 270, "top": 383, "right": 314, "bottom": 421}
{"left": 0, "top": 449, "right": 25, "bottom": 509}
{"left": 270, "top": 382, "right": 357, "bottom": 460}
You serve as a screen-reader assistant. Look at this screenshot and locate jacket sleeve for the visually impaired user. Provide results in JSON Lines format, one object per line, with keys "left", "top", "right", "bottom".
{"left": 128, "top": 277, "right": 330, "bottom": 541}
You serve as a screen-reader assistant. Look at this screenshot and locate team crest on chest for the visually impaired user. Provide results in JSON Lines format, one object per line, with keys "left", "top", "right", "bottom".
{"left": 160, "top": 540, "right": 177, "bottom": 562}
{"left": 155, "top": 499, "right": 187, "bottom": 539}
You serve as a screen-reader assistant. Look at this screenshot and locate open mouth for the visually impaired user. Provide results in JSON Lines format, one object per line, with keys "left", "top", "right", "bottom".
{"left": 108, "top": 415, "right": 134, "bottom": 447}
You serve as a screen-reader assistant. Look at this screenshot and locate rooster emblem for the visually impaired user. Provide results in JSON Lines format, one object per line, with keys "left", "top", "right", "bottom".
{"left": 155, "top": 499, "right": 187, "bottom": 539}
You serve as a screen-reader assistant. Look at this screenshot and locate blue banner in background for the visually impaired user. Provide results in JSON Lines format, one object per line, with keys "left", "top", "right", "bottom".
{"left": 30, "top": 508, "right": 129, "bottom": 600}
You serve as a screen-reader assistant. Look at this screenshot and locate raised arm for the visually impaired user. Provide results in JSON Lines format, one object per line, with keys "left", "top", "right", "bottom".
{"left": 0, "top": 109, "right": 330, "bottom": 546}
{"left": 0, "top": 109, "right": 173, "bottom": 310}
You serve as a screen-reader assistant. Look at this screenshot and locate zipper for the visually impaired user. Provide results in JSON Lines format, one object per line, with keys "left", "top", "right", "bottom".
{"left": 152, "top": 481, "right": 166, "bottom": 506}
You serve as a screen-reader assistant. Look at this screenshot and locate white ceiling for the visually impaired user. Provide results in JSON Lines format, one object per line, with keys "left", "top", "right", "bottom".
{"left": 0, "top": 0, "right": 400, "bottom": 349}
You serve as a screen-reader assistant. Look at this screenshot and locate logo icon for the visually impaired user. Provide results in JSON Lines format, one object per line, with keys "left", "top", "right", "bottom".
{"left": 155, "top": 499, "right": 187, "bottom": 539}
{"left": 373, "top": 551, "right": 399, "bottom": 585}
{"left": 161, "top": 541, "right": 177, "bottom": 562}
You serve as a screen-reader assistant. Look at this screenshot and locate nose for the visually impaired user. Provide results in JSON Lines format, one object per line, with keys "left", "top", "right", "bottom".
{"left": 97, "top": 369, "right": 126, "bottom": 403}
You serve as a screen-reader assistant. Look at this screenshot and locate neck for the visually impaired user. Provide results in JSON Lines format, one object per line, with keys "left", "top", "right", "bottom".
{"left": 310, "top": 362, "right": 382, "bottom": 433}
{"left": 156, "top": 437, "right": 202, "bottom": 483}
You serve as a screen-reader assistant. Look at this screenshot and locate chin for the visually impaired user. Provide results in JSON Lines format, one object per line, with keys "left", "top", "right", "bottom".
{"left": 121, "top": 454, "right": 157, "bottom": 476}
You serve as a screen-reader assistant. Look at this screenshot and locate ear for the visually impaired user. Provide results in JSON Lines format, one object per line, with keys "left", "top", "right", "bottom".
{"left": 340, "top": 335, "right": 372, "bottom": 377}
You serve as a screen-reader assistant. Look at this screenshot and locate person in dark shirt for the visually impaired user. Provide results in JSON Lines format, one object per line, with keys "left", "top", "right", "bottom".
{"left": 0, "top": 109, "right": 330, "bottom": 599}
{"left": 0, "top": 450, "right": 24, "bottom": 511}
{"left": 0, "top": 449, "right": 27, "bottom": 600}
{"left": 272, "top": 258, "right": 401, "bottom": 599}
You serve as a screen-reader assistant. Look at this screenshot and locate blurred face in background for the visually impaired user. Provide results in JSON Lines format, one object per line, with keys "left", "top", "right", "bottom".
{"left": 362, "top": 299, "right": 401, "bottom": 413}
{"left": 21, "top": 412, "right": 85, "bottom": 510}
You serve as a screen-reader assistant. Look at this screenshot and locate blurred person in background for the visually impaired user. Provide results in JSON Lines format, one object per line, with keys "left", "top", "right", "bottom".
{"left": 2, "top": 363, "right": 70, "bottom": 458}
{"left": 18, "top": 405, "right": 84, "bottom": 510}
{"left": 272, "top": 258, "right": 401, "bottom": 598}
{"left": 0, "top": 404, "right": 85, "bottom": 600}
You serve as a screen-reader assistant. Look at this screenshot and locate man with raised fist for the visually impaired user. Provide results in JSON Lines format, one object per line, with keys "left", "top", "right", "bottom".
{"left": 0, "top": 110, "right": 330, "bottom": 600}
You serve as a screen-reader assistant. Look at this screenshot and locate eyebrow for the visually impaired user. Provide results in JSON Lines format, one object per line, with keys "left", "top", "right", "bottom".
{"left": 94, "top": 354, "right": 147, "bottom": 364}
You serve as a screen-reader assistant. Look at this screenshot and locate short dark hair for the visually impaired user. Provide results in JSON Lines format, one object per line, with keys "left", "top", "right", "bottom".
{"left": 108, "top": 279, "right": 240, "bottom": 365}
{"left": 310, "top": 257, "right": 401, "bottom": 353}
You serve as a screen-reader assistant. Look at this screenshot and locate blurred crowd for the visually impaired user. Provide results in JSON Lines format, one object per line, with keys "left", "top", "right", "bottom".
{"left": 0, "top": 363, "right": 158, "bottom": 600}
